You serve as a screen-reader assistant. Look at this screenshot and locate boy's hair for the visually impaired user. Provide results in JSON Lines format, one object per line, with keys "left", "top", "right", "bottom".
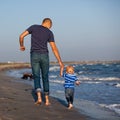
{"left": 66, "top": 65, "right": 74, "bottom": 72}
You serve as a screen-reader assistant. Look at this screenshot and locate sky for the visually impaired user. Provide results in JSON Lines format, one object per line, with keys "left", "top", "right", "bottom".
{"left": 0, "top": 0, "right": 120, "bottom": 62}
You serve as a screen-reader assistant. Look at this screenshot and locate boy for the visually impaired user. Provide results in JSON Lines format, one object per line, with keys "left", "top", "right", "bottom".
{"left": 62, "top": 65, "right": 80, "bottom": 109}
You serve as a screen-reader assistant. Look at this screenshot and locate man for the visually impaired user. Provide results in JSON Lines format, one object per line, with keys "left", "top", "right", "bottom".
{"left": 19, "top": 18, "right": 64, "bottom": 105}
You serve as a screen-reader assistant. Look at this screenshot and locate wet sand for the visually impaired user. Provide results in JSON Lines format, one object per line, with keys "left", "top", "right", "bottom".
{"left": 0, "top": 63, "right": 87, "bottom": 120}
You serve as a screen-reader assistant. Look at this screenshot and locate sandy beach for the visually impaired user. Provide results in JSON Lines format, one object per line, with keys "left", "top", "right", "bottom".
{"left": 0, "top": 63, "right": 87, "bottom": 120}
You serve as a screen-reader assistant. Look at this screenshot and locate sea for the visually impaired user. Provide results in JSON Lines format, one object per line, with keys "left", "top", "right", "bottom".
{"left": 7, "top": 62, "right": 120, "bottom": 120}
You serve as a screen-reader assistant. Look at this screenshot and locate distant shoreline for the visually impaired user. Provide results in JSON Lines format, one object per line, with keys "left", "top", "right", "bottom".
{"left": 0, "top": 63, "right": 30, "bottom": 71}
{"left": 50, "top": 60, "right": 120, "bottom": 65}
{"left": 0, "top": 60, "right": 120, "bottom": 67}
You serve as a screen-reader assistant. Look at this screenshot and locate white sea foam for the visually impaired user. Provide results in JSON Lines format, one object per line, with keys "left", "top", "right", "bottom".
{"left": 49, "top": 66, "right": 59, "bottom": 71}
{"left": 78, "top": 71, "right": 84, "bottom": 74}
{"left": 83, "top": 81, "right": 101, "bottom": 84}
{"left": 101, "top": 63, "right": 110, "bottom": 66}
{"left": 79, "top": 76, "right": 93, "bottom": 81}
{"left": 79, "top": 76, "right": 120, "bottom": 81}
{"left": 49, "top": 75, "right": 57, "bottom": 78}
{"left": 116, "top": 83, "right": 120, "bottom": 87}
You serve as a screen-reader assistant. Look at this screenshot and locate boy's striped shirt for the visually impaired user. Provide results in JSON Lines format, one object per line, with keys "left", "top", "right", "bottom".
{"left": 63, "top": 73, "right": 78, "bottom": 88}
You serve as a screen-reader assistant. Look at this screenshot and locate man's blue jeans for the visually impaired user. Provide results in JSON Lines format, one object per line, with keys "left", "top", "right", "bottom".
{"left": 31, "top": 52, "right": 49, "bottom": 95}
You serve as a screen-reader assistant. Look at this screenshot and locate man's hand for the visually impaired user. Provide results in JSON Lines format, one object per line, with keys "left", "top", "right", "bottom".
{"left": 59, "top": 62, "right": 64, "bottom": 77}
{"left": 20, "top": 46, "right": 25, "bottom": 51}
{"left": 19, "top": 30, "right": 29, "bottom": 51}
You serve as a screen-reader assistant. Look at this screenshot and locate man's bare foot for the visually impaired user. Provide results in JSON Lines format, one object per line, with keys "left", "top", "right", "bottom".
{"left": 45, "top": 102, "right": 51, "bottom": 106}
{"left": 35, "top": 100, "right": 42, "bottom": 105}
{"left": 35, "top": 96, "right": 42, "bottom": 105}
{"left": 68, "top": 104, "right": 73, "bottom": 109}
{"left": 35, "top": 92, "right": 42, "bottom": 105}
{"left": 35, "top": 98, "right": 42, "bottom": 105}
{"left": 45, "top": 95, "right": 50, "bottom": 106}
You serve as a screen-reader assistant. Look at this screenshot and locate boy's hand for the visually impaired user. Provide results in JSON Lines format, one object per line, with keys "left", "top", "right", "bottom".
{"left": 76, "top": 81, "right": 80, "bottom": 85}
{"left": 20, "top": 46, "right": 25, "bottom": 51}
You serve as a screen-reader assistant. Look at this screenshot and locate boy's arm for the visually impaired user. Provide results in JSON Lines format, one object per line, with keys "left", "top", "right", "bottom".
{"left": 75, "top": 76, "right": 80, "bottom": 85}
{"left": 19, "top": 30, "right": 29, "bottom": 51}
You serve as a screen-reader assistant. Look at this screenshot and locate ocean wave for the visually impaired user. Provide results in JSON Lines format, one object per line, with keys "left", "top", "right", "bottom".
{"left": 79, "top": 76, "right": 120, "bottom": 81}
{"left": 100, "top": 104, "right": 120, "bottom": 115}
{"left": 7, "top": 70, "right": 21, "bottom": 78}
{"left": 105, "top": 82, "right": 120, "bottom": 88}
{"left": 96, "top": 77, "right": 120, "bottom": 81}
{"left": 74, "top": 99, "right": 120, "bottom": 120}
{"left": 55, "top": 90, "right": 64, "bottom": 93}
{"left": 83, "top": 81, "right": 102, "bottom": 84}
{"left": 49, "top": 76, "right": 120, "bottom": 85}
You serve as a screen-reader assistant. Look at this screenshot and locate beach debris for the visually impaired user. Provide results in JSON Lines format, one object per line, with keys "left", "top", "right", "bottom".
{"left": 21, "top": 73, "right": 33, "bottom": 80}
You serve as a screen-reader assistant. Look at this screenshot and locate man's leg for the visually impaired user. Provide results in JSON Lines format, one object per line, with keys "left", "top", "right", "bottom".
{"left": 40, "top": 54, "right": 50, "bottom": 105}
{"left": 31, "top": 52, "right": 42, "bottom": 104}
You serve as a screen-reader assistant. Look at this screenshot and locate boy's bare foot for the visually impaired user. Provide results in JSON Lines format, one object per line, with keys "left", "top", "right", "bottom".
{"left": 68, "top": 104, "right": 73, "bottom": 109}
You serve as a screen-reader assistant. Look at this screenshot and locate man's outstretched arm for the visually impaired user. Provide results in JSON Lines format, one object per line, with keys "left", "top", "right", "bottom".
{"left": 19, "top": 30, "right": 29, "bottom": 51}
{"left": 49, "top": 42, "right": 64, "bottom": 76}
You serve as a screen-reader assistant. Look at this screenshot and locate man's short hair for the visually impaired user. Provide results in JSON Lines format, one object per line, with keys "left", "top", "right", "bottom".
{"left": 42, "top": 18, "right": 52, "bottom": 24}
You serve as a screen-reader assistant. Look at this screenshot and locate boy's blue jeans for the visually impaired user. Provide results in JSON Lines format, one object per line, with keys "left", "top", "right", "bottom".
{"left": 65, "top": 88, "right": 74, "bottom": 104}
{"left": 30, "top": 52, "right": 49, "bottom": 95}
